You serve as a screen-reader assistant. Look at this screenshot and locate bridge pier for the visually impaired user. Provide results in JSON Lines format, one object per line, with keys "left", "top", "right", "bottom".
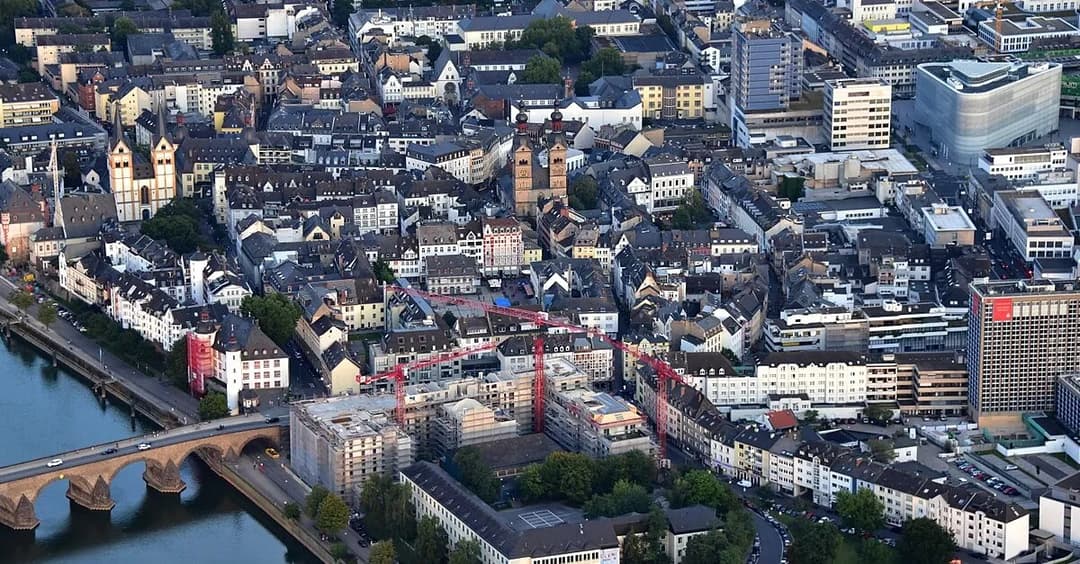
{"left": 0, "top": 494, "right": 39, "bottom": 530}
{"left": 66, "top": 477, "right": 115, "bottom": 512}
{"left": 144, "top": 460, "right": 185, "bottom": 494}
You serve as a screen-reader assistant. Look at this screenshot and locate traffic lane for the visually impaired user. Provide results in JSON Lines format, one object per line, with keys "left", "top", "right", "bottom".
{"left": 0, "top": 418, "right": 277, "bottom": 480}
{"left": 750, "top": 510, "right": 784, "bottom": 564}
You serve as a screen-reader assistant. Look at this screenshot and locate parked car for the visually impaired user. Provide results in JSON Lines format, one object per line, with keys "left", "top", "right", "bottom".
{"left": 46, "top": 458, "right": 63, "bottom": 467}
{"left": 137, "top": 442, "right": 151, "bottom": 451}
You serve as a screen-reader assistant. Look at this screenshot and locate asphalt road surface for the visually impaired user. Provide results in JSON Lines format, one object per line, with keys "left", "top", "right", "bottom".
{"left": 0, "top": 414, "right": 276, "bottom": 482}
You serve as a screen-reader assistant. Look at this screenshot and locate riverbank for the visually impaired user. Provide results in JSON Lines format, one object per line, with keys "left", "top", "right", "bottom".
{"left": 0, "top": 307, "right": 334, "bottom": 563}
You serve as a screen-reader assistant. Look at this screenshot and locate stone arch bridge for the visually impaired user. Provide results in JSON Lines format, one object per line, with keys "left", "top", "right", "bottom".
{"left": 0, "top": 422, "right": 281, "bottom": 530}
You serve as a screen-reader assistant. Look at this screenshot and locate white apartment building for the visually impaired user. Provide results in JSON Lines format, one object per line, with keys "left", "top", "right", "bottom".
{"left": 978, "top": 144, "right": 1068, "bottom": 181}
{"left": 211, "top": 314, "right": 290, "bottom": 413}
{"left": 822, "top": 78, "right": 891, "bottom": 151}
{"left": 644, "top": 154, "right": 696, "bottom": 213}
{"left": 991, "top": 190, "right": 1075, "bottom": 262}
{"left": 546, "top": 387, "right": 654, "bottom": 458}
{"left": 290, "top": 396, "right": 414, "bottom": 505}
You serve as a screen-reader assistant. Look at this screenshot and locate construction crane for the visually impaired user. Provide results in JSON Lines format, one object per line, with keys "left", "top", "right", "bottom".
{"left": 385, "top": 284, "right": 687, "bottom": 459}
{"left": 356, "top": 340, "right": 499, "bottom": 426}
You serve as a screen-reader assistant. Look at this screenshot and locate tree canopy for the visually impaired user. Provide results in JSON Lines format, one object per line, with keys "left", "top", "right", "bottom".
{"left": 360, "top": 473, "right": 416, "bottom": 541}
{"left": 9, "top": 290, "right": 33, "bottom": 311}
{"left": 316, "top": 493, "right": 350, "bottom": 534}
{"left": 835, "top": 488, "right": 885, "bottom": 533}
{"left": 372, "top": 259, "right": 396, "bottom": 283}
{"left": 683, "top": 528, "right": 744, "bottom": 564}
{"left": 369, "top": 541, "right": 396, "bottom": 564}
{"left": 211, "top": 10, "right": 234, "bottom": 55}
{"left": 449, "top": 538, "right": 482, "bottom": 564}
{"left": 416, "top": 515, "right": 450, "bottom": 564}
{"left": 898, "top": 517, "right": 956, "bottom": 564}
{"left": 787, "top": 519, "right": 842, "bottom": 564}
{"left": 140, "top": 198, "right": 210, "bottom": 254}
{"left": 670, "top": 469, "right": 738, "bottom": 513}
{"left": 453, "top": 446, "right": 499, "bottom": 503}
{"left": 0, "top": 0, "right": 38, "bottom": 47}
{"left": 306, "top": 484, "right": 330, "bottom": 517}
{"left": 37, "top": 301, "right": 57, "bottom": 328}
{"left": 581, "top": 47, "right": 626, "bottom": 77}
{"left": 240, "top": 293, "right": 303, "bottom": 346}
{"left": 520, "top": 55, "right": 563, "bottom": 84}
{"left": 198, "top": 392, "right": 229, "bottom": 420}
{"left": 330, "top": 0, "right": 353, "bottom": 27}
{"left": 111, "top": 16, "right": 139, "bottom": 48}
{"left": 568, "top": 176, "right": 599, "bottom": 210}
{"left": 509, "top": 17, "right": 593, "bottom": 64}
{"left": 583, "top": 480, "right": 651, "bottom": 518}
{"left": 670, "top": 189, "right": 713, "bottom": 230}
{"left": 867, "top": 439, "right": 896, "bottom": 463}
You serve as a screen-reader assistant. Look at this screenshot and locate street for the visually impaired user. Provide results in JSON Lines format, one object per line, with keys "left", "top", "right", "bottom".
{"left": 749, "top": 510, "right": 784, "bottom": 564}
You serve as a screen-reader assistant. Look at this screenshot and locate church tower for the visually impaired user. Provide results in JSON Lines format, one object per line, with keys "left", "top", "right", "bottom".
{"left": 150, "top": 105, "right": 177, "bottom": 209}
{"left": 512, "top": 106, "right": 534, "bottom": 216}
{"left": 107, "top": 101, "right": 135, "bottom": 222}
{"left": 547, "top": 103, "right": 568, "bottom": 201}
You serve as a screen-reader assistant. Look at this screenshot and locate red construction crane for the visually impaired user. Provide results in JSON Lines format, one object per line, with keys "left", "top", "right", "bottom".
{"left": 356, "top": 340, "right": 499, "bottom": 426}
{"left": 386, "top": 285, "right": 686, "bottom": 459}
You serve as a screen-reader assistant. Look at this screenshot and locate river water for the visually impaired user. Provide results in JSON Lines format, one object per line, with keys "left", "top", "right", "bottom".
{"left": 0, "top": 335, "right": 318, "bottom": 564}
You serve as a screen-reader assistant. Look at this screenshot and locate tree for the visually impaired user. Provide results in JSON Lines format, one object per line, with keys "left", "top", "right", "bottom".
{"left": 9, "top": 290, "right": 33, "bottom": 311}
{"left": 37, "top": 301, "right": 57, "bottom": 329}
{"left": 0, "top": 245, "right": 8, "bottom": 265}
{"left": 863, "top": 404, "right": 892, "bottom": 424}
{"left": 859, "top": 538, "right": 895, "bottom": 564}
{"left": 519, "top": 463, "right": 546, "bottom": 502}
{"left": 787, "top": 520, "right": 842, "bottom": 564}
{"left": 416, "top": 35, "right": 444, "bottom": 64}
{"left": 140, "top": 213, "right": 202, "bottom": 254}
{"left": 575, "top": 69, "right": 595, "bottom": 96}
{"left": 283, "top": 501, "right": 301, "bottom": 520}
{"left": 330, "top": 542, "right": 350, "bottom": 562}
{"left": 539, "top": 452, "right": 595, "bottom": 505}
{"left": 210, "top": 10, "right": 234, "bottom": 56}
{"left": 316, "top": 494, "right": 350, "bottom": 534}
{"left": 0, "top": 0, "right": 38, "bottom": 47}
{"left": 520, "top": 55, "right": 562, "bottom": 84}
{"left": 330, "top": 0, "right": 353, "bottom": 27}
{"left": 372, "top": 259, "right": 396, "bottom": 283}
{"left": 867, "top": 438, "right": 896, "bottom": 463}
{"left": 803, "top": 410, "right": 819, "bottom": 423}
{"left": 670, "top": 469, "right": 737, "bottom": 513}
{"left": 369, "top": 541, "right": 396, "bottom": 564}
{"left": 415, "top": 515, "right": 449, "bottom": 564}
{"left": 593, "top": 450, "right": 656, "bottom": 494}
{"left": 61, "top": 151, "right": 82, "bottom": 188}
{"left": 720, "top": 348, "right": 739, "bottom": 364}
{"left": 511, "top": 17, "right": 592, "bottom": 64}
{"left": 306, "top": 484, "right": 331, "bottom": 517}
{"left": 568, "top": 175, "right": 599, "bottom": 210}
{"left": 448, "top": 539, "right": 481, "bottom": 564}
{"left": 111, "top": 16, "right": 139, "bottom": 48}
{"left": 198, "top": 391, "right": 229, "bottom": 420}
{"left": 898, "top": 517, "right": 956, "bottom": 564}
{"left": 453, "top": 446, "right": 499, "bottom": 503}
{"left": 584, "top": 479, "right": 651, "bottom": 518}
{"left": 778, "top": 175, "right": 805, "bottom": 202}
{"left": 670, "top": 189, "right": 712, "bottom": 230}
{"left": 835, "top": 488, "right": 885, "bottom": 534}
{"left": 581, "top": 47, "right": 626, "bottom": 77}
{"left": 360, "top": 473, "right": 416, "bottom": 541}
{"left": 165, "top": 336, "right": 189, "bottom": 389}
{"left": 240, "top": 293, "right": 303, "bottom": 346}
{"left": 683, "top": 528, "right": 742, "bottom": 564}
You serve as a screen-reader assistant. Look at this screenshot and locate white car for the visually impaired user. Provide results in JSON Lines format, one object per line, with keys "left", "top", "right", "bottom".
{"left": 137, "top": 442, "right": 151, "bottom": 451}
{"left": 46, "top": 458, "right": 63, "bottom": 468}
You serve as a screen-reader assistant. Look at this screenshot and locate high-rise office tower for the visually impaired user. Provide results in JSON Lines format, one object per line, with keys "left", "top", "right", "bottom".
{"left": 729, "top": 20, "right": 804, "bottom": 146}
{"left": 968, "top": 279, "right": 1080, "bottom": 426}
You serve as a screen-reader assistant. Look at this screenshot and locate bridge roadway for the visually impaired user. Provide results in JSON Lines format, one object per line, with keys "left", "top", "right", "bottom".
{"left": 0, "top": 414, "right": 277, "bottom": 484}
{"left": 0, "top": 414, "right": 284, "bottom": 531}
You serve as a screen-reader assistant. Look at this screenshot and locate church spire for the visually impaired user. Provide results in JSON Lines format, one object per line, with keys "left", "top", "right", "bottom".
{"left": 111, "top": 100, "right": 123, "bottom": 145}
{"left": 156, "top": 104, "right": 168, "bottom": 143}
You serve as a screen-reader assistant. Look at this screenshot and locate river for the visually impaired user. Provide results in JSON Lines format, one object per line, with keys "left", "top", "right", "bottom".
{"left": 0, "top": 335, "right": 318, "bottom": 564}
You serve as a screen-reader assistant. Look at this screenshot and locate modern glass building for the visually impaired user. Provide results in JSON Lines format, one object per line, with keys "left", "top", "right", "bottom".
{"left": 914, "top": 60, "right": 1061, "bottom": 167}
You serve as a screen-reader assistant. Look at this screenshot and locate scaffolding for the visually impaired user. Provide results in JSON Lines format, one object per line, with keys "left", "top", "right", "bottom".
{"left": 187, "top": 331, "right": 214, "bottom": 397}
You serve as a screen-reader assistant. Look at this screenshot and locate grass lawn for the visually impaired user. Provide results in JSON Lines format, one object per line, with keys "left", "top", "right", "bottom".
{"left": 835, "top": 535, "right": 896, "bottom": 564}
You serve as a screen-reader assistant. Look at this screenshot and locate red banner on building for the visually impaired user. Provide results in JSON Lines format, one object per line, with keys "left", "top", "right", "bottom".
{"left": 991, "top": 298, "right": 1014, "bottom": 322}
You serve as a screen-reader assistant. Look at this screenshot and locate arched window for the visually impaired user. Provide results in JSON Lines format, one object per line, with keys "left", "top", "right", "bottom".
{"left": 140, "top": 186, "right": 150, "bottom": 205}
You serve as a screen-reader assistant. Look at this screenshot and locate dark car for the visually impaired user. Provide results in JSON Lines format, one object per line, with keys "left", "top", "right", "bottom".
{"left": 265, "top": 416, "right": 280, "bottom": 423}
{"left": 101, "top": 447, "right": 117, "bottom": 455}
